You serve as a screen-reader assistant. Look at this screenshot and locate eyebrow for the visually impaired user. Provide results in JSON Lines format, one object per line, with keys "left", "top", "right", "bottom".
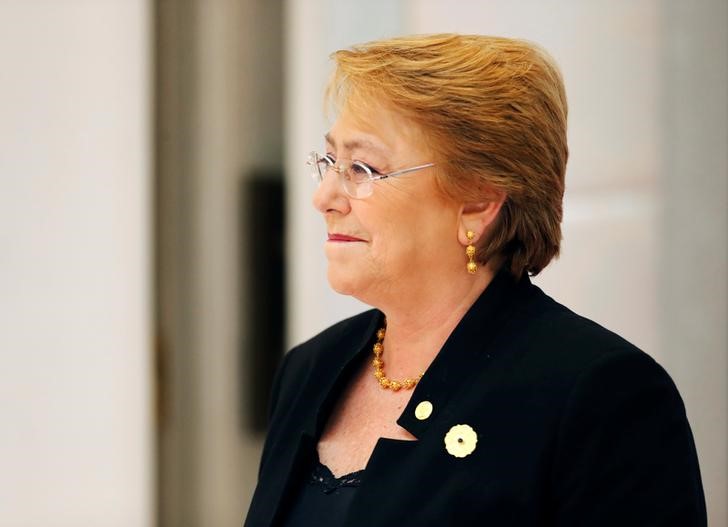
{"left": 324, "top": 133, "right": 388, "bottom": 155}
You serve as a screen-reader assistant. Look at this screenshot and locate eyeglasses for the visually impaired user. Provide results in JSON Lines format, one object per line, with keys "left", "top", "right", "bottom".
{"left": 307, "top": 151, "right": 435, "bottom": 199}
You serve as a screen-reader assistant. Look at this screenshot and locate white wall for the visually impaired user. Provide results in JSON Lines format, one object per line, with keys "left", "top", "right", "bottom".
{"left": 0, "top": 1, "right": 153, "bottom": 526}
{"left": 658, "top": 1, "right": 727, "bottom": 521}
{"left": 285, "top": 1, "right": 726, "bottom": 524}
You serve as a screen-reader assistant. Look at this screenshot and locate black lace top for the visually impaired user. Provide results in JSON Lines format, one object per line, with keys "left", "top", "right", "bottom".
{"left": 281, "top": 451, "right": 364, "bottom": 526}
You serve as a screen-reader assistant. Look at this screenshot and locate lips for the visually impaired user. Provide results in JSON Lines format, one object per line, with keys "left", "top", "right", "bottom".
{"left": 328, "top": 233, "right": 366, "bottom": 242}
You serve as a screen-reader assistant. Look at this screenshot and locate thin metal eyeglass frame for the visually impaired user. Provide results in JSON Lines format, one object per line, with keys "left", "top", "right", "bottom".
{"left": 307, "top": 151, "right": 435, "bottom": 198}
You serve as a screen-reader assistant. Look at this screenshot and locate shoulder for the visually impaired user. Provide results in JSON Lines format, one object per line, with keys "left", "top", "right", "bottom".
{"left": 521, "top": 283, "right": 636, "bottom": 347}
{"left": 483, "top": 281, "right": 686, "bottom": 418}
{"left": 462, "top": 278, "right": 680, "bottom": 410}
{"left": 506, "top": 282, "right": 648, "bottom": 377}
{"left": 540, "top": 314, "right": 706, "bottom": 523}
{"left": 511, "top": 280, "right": 692, "bottom": 419}
{"left": 496, "top": 285, "right": 705, "bottom": 522}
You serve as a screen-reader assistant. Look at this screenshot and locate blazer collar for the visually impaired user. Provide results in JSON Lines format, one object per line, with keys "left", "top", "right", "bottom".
{"left": 396, "top": 268, "right": 529, "bottom": 438}
{"left": 304, "top": 266, "right": 529, "bottom": 441}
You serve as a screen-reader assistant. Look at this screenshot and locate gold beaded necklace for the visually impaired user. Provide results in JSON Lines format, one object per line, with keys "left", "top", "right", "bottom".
{"left": 372, "top": 324, "right": 424, "bottom": 391}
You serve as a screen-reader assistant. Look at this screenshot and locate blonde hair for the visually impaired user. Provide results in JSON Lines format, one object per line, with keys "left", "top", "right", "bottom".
{"left": 327, "top": 34, "right": 568, "bottom": 277}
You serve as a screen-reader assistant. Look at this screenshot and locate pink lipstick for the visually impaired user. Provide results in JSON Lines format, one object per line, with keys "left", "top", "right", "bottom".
{"left": 328, "top": 233, "right": 365, "bottom": 242}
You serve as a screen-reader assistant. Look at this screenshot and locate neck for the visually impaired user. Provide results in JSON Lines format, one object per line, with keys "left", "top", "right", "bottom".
{"left": 374, "top": 265, "right": 497, "bottom": 377}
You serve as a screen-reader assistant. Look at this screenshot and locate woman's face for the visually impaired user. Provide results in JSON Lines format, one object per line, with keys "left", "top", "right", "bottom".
{"left": 313, "top": 104, "right": 465, "bottom": 305}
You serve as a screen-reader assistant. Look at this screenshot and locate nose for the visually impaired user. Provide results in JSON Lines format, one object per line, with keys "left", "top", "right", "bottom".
{"left": 312, "top": 168, "right": 351, "bottom": 215}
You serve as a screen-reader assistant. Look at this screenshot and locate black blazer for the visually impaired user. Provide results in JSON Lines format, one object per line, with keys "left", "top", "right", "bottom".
{"left": 245, "top": 270, "right": 706, "bottom": 526}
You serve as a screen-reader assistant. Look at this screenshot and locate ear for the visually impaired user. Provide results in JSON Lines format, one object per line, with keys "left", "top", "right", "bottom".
{"left": 457, "top": 191, "right": 506, "bottom": 245}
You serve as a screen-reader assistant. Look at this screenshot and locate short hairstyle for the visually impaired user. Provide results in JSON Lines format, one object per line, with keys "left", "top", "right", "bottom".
{"left": 327, "top": 34, "right": 568, "bottom": 277}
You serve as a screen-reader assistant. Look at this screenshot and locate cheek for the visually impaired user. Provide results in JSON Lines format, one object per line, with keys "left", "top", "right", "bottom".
{"left": 409, "top": 209, "right": 460, "bottom": 261}
{"left": 356, "top": 186, "right": 459, "bottom": 266}
{"left": 372, "top": 210, "right": 445, "bottom": 267}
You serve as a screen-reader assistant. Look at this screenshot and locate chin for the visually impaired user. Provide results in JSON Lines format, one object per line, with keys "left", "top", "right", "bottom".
{"left": 326, "top": 271, "right": 356, "bottom": 296}
{"left": 326, "top": 267, "right": 365, "bottom": 298}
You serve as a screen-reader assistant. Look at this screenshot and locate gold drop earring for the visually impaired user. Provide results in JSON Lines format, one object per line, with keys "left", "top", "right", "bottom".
{"left": 466, "top": 231, "right": 477, "bottom": 274}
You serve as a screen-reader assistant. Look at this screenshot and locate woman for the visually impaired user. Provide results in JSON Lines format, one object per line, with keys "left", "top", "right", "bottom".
{"left": 245, "top": 34, "right": 706, "bottom": 526}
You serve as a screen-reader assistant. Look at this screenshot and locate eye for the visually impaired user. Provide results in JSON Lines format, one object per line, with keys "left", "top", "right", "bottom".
{"left": 323, "top": 153, "right": 336, "bottom": 165}
{"left": 348, "top": 160, "right": 375, "bottom": 182}
{"left": 363, "top": 162, "right": 382, "bottom": 176}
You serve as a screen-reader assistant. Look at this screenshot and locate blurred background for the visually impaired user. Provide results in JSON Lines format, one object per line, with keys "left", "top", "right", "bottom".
{"left": 0, "top": 0, "right": 725, "bottom": 526}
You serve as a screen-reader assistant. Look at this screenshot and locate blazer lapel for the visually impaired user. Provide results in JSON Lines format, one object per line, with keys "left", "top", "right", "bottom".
{"left": 341, "top": 271, "right": 531, "bottom": 526}
{"left": 395, "top": 269, "right": 528, "bottom": 440}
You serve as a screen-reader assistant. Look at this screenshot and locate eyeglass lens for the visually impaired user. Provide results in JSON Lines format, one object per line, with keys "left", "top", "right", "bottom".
{"left": 309, "top": 154, "right": 373, "bottom": 198}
